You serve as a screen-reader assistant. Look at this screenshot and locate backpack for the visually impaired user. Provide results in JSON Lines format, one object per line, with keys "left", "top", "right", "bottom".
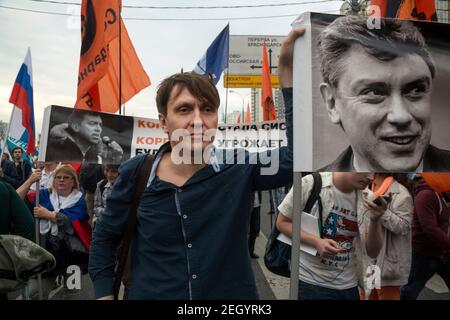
{"left": 263, "top": 173, "right": 323, "bottom": 278}
{"left": 0, "top": 235, "right": 56, "bottom": 293}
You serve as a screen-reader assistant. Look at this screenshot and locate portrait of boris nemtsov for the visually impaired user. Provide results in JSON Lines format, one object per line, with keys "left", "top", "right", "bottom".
{"left": 47, "top": 109, "right": 124, "bottom": 164}
{"left": 317, "top": 15, "right": 450, "bottom": 172}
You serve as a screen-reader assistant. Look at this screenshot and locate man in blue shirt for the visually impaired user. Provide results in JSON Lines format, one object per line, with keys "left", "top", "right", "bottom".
{"left": 89, "top": 28, "right": 305, "bottom": 300}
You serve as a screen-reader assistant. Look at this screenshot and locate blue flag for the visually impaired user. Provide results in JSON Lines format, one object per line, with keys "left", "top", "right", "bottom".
{"left": 193, "top": 25, "right": 229, "bottom": 85}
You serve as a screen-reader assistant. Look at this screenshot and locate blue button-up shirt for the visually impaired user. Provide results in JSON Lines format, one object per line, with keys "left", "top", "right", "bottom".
{"left": 89, "top": 88, "right": 293, "bottom": 299}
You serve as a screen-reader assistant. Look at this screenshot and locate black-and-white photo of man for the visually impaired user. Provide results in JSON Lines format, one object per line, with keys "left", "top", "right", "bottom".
{"left": 315, "top": 15, "right": 450, "bottom": 172}
{"left": 47, "top": 109, "right": 124, "bottom": 164}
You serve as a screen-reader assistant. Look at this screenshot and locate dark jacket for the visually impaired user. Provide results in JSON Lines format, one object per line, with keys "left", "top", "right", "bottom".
{"left": 412, "top": 179, "right": 450, "bottom": 259}
{"left": 47, "top": 135, "right": 101, "bottom": 164}
{"left": 89, "top": 88, "right": 294, "bottom": 300}
{"left": 321, "top": 145, "right": 450, "bottom": 172}
{"left": 0, "top": 159, "right": 20, "bottom": 188}
{"left": 0, "top": 181, "right": 35, "bottom": 241}
{"left": 14, "top": 160, "right": 32, "bottom": 187}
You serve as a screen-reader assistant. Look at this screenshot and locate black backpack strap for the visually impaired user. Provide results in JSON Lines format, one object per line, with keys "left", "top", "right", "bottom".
{"left": 99, "top": 179, "right": 108, "bottom": 195}
{"left": 303, "top": 172, "right": 324, "bottom": 238}
{"left": 303, "top": 173, "right": 322, "bottom": 213}
{"left": 113, "top": 154, "right": 155, "bottom": 299}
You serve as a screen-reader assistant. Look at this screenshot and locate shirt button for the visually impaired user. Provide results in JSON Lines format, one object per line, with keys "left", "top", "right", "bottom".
{"left": 187, "top": 243, "right": 192, "bottom": 249}
{"left": 183, "top": 214, "right": 188, "bottom": 219}
{"left": 192, "top": 274, "right": 197, "bottom": 280}
{"left": 177, "top": 188, "right": 182, "bottom": 193}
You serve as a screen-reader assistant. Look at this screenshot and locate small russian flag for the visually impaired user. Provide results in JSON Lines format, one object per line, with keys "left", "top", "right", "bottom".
{"left": 8, "top": 48, "right": 35, "bottom": 157}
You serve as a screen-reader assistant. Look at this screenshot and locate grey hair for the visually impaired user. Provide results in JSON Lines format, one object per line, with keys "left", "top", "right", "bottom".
{"left": 317, "top": 15, "right": 436, "bottom": 88}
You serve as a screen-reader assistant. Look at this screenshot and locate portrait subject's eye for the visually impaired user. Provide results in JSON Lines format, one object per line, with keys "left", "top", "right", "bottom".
{"left": 404, "top": 84, "right": 429, "bottom": 101}
{"left": 358, "top": 87, "right": 387, "bottom": 103}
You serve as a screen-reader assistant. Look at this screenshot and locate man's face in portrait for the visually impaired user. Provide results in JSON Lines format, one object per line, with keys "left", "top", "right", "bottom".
{"left": 73, "top": 114, "right": 103, "bottom": 145}
{"left": 320, "top": 45, "right": 433, "bottom": 172}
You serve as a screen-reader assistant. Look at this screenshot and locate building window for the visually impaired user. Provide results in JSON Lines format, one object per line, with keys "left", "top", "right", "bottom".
{"left": 436, "top": 0, "right": 449, "bottom": 23}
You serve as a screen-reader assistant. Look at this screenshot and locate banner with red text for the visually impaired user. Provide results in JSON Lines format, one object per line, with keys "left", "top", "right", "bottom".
{"left": 38, "top": 105, "right": 286, "bottom": 164}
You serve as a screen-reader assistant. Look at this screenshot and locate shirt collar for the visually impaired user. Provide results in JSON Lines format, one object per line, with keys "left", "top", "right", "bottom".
{"left": 321, "top": 172, "right": 334, "bottom": 188}
{"left": 105, "top": 181, "right": 113, "bottom": 188}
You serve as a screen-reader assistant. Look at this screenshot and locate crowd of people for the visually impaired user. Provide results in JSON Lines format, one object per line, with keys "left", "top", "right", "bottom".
{"left": 0, "top": 156, "right": 119, "bottom": 299}
{"left": 0, "top": 23, "right": 449, "bottom": 301}
{"left": 1, "top": 149, "right": 449, "bottom": 300}
{"left": 277, "top": 172, "right": 450, "bottom": 300}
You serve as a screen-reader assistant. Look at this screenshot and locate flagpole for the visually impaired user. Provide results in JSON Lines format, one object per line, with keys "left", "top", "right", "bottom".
{"left": 224, "top": 23, "right": 230, "bottom": 124}
{"left": 0, "top": 105, "right": 16, "bottom": 160}
{"left": 35, "top": 181, "right": 43, "bottom": 300}
{"left": 224, "top": 77, "right": 229, "bottom": 124}
{"left": 118, "top": 4, "right": 122, "bottom": 115}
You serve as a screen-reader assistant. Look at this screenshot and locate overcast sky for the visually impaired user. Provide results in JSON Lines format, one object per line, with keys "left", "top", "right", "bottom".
{"left": 0, "top": 0, "right": 341, "bottom": 134}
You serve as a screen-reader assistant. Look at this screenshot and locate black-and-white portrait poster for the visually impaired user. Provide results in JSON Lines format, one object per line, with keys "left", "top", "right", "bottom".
{"left": 293, "top": 12, "right": 450, "bottom": 173}
{"left": 39, "top": 105, "right": 134, "bottom": 164}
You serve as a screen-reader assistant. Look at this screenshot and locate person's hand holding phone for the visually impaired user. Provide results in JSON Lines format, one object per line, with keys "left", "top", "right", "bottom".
{"left": 364, "top": 193, "right": 391, "bottom": 222}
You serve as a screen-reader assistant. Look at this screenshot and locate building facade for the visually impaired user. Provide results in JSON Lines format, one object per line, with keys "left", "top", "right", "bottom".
{"left": 250, "top": 88, "right": 285, "bottom": 122}
{"left": 226, "top": 110, "right": 242, "bottom": 124}
{"left": 436, "top": 0, "right": 449, "bottom": 22}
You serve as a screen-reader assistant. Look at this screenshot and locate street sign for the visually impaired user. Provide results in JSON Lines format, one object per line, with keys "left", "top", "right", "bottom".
{"left": 224, "top": 75, "right": 280, "bottom": 88}
{"left": 225, "top": 35, "right": 285, "bottom": 88}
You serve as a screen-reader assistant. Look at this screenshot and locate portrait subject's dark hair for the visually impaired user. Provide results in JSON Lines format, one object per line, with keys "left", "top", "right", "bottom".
{"left": 156, "top": 72, "right": 220, "bottom": 116}
{"left": 317, "top": 15, "right": 436, "bottom": 88}
{"left": 68, "top": 109, "right": 102, "bottom": 126}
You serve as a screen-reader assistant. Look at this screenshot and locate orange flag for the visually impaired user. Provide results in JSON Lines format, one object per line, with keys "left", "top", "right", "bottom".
{"left": 75, "top": 0, "right": 151, "bottom": 113}
{"left": 370, "top": 0, "right": 437, "bottom": 21}
{"left": 370, "top": 0, "right": 387, "bottom": 17}
{"left": 261, "top": 40, "right": 276, "bottom": 121}
{"left": 244, "top": 102, "right": 251, "bottom": 124}
{"left": 237, "top": 114, "right": 241, "bottom": 124}
{"left": 421, "top": 173, "right": 450, "bottom": 193}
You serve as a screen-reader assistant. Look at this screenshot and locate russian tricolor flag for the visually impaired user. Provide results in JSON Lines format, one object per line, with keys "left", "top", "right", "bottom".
{"left": 8, "top": 48, "right": 35, "bottom": 157}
